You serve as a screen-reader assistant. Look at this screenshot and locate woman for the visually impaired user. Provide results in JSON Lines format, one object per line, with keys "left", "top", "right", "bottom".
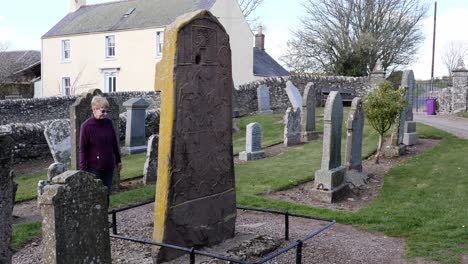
{"left": 79, "top": 95, "right": 122, "bottom": 204}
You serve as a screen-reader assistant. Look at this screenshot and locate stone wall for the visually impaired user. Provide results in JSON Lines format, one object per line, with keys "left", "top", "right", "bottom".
{"left": 235, "top": 74, "right": 371, "bottom": 116}
{"left": 0, "top": 91, "right": 160, "bottom": 125}
{"left": 433, "top": 61, "right": 468, "bottom": 113}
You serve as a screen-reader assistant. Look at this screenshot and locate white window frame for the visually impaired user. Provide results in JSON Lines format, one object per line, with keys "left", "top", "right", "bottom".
{"left": 61, "top": 40, "right": 70, "bottom": 62}
{"left": 104, "top": 72, "right": 117, "bottom": 93}
{"left": 105, "top": 35, "right": 115, "bottom": 58}
{"left": 156, "top": 31, "right": 164, "bottom": 57}
{"left": 61, "top": 77, "right": 71, "bottom": 96}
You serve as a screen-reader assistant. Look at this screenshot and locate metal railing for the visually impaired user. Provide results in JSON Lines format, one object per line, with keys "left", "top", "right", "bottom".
{"left": 108, "top": 200, "right": 335, "bottom": 264}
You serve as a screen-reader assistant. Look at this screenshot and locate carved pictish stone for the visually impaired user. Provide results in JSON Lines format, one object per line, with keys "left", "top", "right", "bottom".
{"left": 143, "top": 134, "right": 158, "bottom": 185}
{"left": 312, "top": 91, "right": 348, "bottom": 203}
{"left": 122, "top": 98, "right": 150, "bottom": 154}
{"left": 285, "top": 81, "right": 302, "bottom": 109}
{"left": 44, "top": 119, "right": 71, "bottom": 166}
{"left": 0, "top": 134, "right": 15, "bottom": 264}
{"left": 284, "top": 107, "right": 302, "bottom": 146}
{"left": 301, "top": 82, "right": 318, "bottom": 141}
{"left": 239, "top": 122, "right": 265, "bottom": 161}
{"left": 152, "top": 10, "right": 236, "bottom": 263}
{"left": 39, "top": 170, "right": 111, "bottom": 264}
{"left": 257, "top": 84, "right": 273, "bottom": 114}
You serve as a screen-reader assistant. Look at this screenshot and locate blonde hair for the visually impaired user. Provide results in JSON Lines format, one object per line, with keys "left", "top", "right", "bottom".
{"left": 91, "top": 95, "right": 109, "bottom": 109}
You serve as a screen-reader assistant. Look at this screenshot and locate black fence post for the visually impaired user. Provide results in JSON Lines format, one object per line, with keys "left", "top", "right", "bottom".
{"left": 285, "top": 211, "right": 289, "bottom": 241}
{"left": 296, "top": 240, "right": 303, "bottom": 264}
{"left": 112, "top": 211, "right": 117, "bottom": 235}
{"left": 189, "top": 247, "right": 195, "bottom": 264}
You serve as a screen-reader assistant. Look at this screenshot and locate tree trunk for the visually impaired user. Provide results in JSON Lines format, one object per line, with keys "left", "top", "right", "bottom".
{"left": 375, "top": 134, "right": 384, "bottom": 164}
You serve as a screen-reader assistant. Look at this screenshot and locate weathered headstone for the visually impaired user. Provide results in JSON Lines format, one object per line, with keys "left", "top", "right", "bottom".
{"left": 39, "top": 170, "right": 111, "bottom": 264}
{"left": 312, "top": 91, "right": 348, "bottom": 203}
{"left": 285, "top": 81, "right": 302, "bottom": 109}
{"left": 0, "top": 134, "right": 15, "bottom": 264}
{"left": 344, "top": 97, "right": 368, "bottom": 188}
{"left": 239, "top": 122, "right": 265, "bottom": 161}
{"left": 44, "top": 119, "right": 71, "bottom": 166}
{"left": 301, "top": 82, "right": 318, "bottom": 141}
{"left": 70, "top": 89, "right": 121, "bottom": 189}
{"left": 257, "top": 84, "right": 273, "bottom": 114}
{"left": 284, "top": 107, "right": 302, "bottom": 146}
{"left": 143, "top": 134, "right": 158, "bottom": 185}
{"left": 122, "top": 98, "right": 150, "bottom": 154}
{"left": 401, "top": 70, "right": 418, "bottom": 145}
{"left": 47, "top": 162, "right": 67, "bottom": 181}
{"left": 152, "top": 10, "right": 236, "bottom": 262}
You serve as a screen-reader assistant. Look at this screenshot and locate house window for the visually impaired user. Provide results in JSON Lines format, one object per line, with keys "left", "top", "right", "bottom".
{"left": 62, "top": 77, "right": 71, "bottom": 95}
{"left": 104, "top": 72, "right": 117, "bottom": 92}
{"left": 62, "top": 40, "right": 70, "bottom": 61}
{"left": 156, "top": 31, "right": 164, "bottom": 56}
{"left": 105, "top": 35, "right": 115, "bottom": 58}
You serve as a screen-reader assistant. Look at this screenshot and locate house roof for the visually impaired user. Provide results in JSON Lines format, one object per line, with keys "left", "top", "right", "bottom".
{"left": 253, "top": 47, "right": 289, "bottom": 77}
{"left": 0, "top": 50, "right": 41, "bottom": 81}
{"left": 43, "top": 0, "right": 216, "bottom": 38}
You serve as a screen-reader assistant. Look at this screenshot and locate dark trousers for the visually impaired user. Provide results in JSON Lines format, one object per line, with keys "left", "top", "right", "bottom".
{"left": 87, "top": 167, "right": 113, "bottom": 206}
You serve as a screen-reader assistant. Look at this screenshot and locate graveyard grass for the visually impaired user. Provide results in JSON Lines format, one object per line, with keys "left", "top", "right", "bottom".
{"left": 12, "top": 111, "right": 468, "bottom": 263}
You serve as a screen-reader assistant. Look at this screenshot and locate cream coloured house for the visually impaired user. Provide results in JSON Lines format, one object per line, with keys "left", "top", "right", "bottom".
{"left": 41, "top": 0, "right": 288, "bottom": 96}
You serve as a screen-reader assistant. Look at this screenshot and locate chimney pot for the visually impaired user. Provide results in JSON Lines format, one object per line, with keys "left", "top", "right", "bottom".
{"left": 255, "top": 24, "right": 265, "bottom": 51}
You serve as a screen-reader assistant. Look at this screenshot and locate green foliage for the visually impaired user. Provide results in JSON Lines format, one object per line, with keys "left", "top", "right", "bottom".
{"left": 386, "top": 71, "right": 403, "bottom": 89}
{"left": 363, "top": 81, "right": 405, "bottom": 137}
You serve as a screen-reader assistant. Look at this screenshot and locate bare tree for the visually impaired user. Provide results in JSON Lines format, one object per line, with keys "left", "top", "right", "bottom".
{"left": 281, "top": 0, "right": 428, "bottom": 76}
{"left": 440, "top": 41, "right": 468, "bottom": 76}
{"left": 238, "top": 0, "right": 264, "bottom": 28}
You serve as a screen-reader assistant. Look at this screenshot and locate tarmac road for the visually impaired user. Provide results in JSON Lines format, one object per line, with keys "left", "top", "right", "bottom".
{"left": 414, "top": 112, "right": 468, "bottom": 139}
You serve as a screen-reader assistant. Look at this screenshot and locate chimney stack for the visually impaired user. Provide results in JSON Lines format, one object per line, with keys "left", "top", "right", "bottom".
{"left": 70, "top": 0, "right": 86, "bottom": 12}
{"left": 255, "top": 25, "right": 265, "bottom": 51}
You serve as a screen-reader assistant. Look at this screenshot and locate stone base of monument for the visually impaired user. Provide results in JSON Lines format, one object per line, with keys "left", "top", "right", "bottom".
{"left": 345, "top": 170, "right": 368, "bottom": 189}
{"left": 258, "top": 110, "right": 273, "bottom": 115}
{"left": 121, "top": 145, "right": 147, "bottom": 155}
{"left": 383, "top": 144, "right": 406, "bottom": 157}
{"left": 239, "top": 150, "right": 265, "bottom": 161}
{"left": 312, "top": 166, "right": 348, "bottom": 203}
{"left": 301, "top": 131, "right": 319, "bottom": 142}
{"left": 403, "top": 133, "right": 418, "bottom": 146}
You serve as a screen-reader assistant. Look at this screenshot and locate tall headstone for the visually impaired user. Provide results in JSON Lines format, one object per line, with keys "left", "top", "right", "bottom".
{"left": 344, "top": 98, "right": 368, "bottom": 188}
{"left": 239, "top": 122, "right": 265, "bottom": 161}
{"left": 0, "top": 134, "right": 15, "bottom": 264}
{"left": 152, "top": 10, "right": 236, "bottom": 262}
{"left": 70, "top": 89, "right": 120, "bottom": 189}
{"left": 44, "top": 119, "right": 71, "bottom": 166}
{"left": 301, "top": 82, "right": 318, "bottom": 141}
{"left": 257, "top": 84, "right": 273, "bottom": 114}
{"left": 143, "top": 134, "right": 158, "bottom": 185}
{"left": 401, "top": 70, "right": 418, "bottom": 145}
{"left": 39, "top": 170, "right": 111, "bottom": 264}
{"left": 312, "top": 92, "right": 348, "bottom": 203}
{"left": 284, "top": 107, "right": 302, "bottom": 146}
{"left": 285, "top": 81, "right": 303, "bottom": 109}
{"left": 122, "top": 98, "right": 150, "bottom": 154}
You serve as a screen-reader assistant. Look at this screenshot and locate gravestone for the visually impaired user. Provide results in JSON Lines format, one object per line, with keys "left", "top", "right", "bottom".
{"left": 0, "top": 134, "right": 15, "bottom": 264}
{"left": 39, "top": 170, "right": 111, "bottom": 264}
{"left": 143, "top": 134, "right": 158, "bottom": 185}
{"left": 70, "top": 89, "right": 120, "bottom": 189}
{"left": 239, "top": 122, "right": 265, "bottom": 161}
{"left": 257, "top": 84, "right": 273, "bottom": 114}
{"left": 44, "top": 119, "right": 71, "bottom": 166}
{"left": 284, "top": 107, "right": 302, "bottom": 146}
{"left": 312, "top": 91, "right": 348, "bottom": 203}
{"left": 47, "top": 162, "right": 67, "bottom": 181}
{"left": 285, "top": 81, "right": 302, "bottom": 109}
{"left": 344, "top": 97, "right": 368, "bottom": 188}
{"left": 122, "top": 98, "right": 150, "bottom": 154}
{"left": 301, "top": 82, "right": 318, "bottom": 141}
{"left": 152, "top": 10, "right": 236, "bottom": 262}
{"left": 401, "top": 70, "right": 418, "bottom": 145}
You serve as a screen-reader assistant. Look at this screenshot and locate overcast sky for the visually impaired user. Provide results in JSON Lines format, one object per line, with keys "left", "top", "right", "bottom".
{"left": 1, "top": 0, "right": 467, "bottom": 79}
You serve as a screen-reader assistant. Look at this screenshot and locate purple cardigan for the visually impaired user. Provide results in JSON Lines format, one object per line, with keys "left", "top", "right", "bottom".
{"left": 79, "top": 116, "right": 121, "bottom": 171}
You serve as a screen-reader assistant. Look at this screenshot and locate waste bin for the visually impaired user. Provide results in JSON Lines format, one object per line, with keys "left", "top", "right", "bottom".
{"left": 426, "top": 98, "right": 436, "bottom": 115}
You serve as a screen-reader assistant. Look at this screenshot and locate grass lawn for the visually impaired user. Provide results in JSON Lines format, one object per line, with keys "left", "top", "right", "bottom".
{"left": 12, "top": 112, "right": 468, "bottom": 263}
{"left": 456, "top": 112, "right": 468, "bottom": 118}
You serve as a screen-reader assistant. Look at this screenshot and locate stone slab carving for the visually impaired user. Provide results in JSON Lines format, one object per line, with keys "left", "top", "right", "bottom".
{"left": 44, "top": 119, "right": 71, "bottom": 165}
{"left": 38, "top": 170, "right": 111, "bottom": 264}
{"left": 239, "top": 122, "right": 265, "bottom": 161}
{"left": 152, "top": 10, "right": 236, "bottom": 262}
{"left": 257, "top": 84, "right": 273, "bottom": 114}
{"left": 285, "top": 81, "right": 302, "bottom": 109}
{"left": 284, "top": 107, "right": 302, "bottom": 146}
{"left": 143, "top": 134, "right": 158, "bottom": 184}
{"left": 122, "top": 98, "right": 149, "bottom": 154}
{"left": 312, "top": 91, "right": 348, "bottom": 203}
{"left": 0, "top": 135, "right": 15, "bottom": 264}
{"left": 301, "top": 82, "right": 318, "bottom": 141}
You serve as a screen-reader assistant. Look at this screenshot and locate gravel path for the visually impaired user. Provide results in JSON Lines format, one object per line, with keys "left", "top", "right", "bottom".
{"left": 414, "top": 112, "right": 468, "bottom": 139}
